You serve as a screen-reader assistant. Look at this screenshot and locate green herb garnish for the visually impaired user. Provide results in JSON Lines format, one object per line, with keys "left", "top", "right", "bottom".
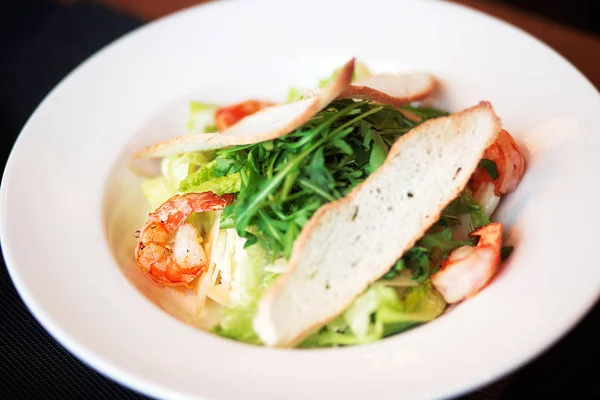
{"left": 383, "top": 259, "right": 406, "bottom": 280}
{"left": 478, "top": 159, "right": 498, "bottom": 180}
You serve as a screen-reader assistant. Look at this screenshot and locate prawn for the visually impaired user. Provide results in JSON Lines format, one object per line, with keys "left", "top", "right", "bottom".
{"left": 431, "top": 222, "right": 502, "bottom": 304}
{"left": 470, "top": 129, "right": 525, "bottom": 196}
{"left": 134, "top": 192, "right": 235, "bottom": 287}
{"left": 215, "top": 100, "right": 276, "bottom": 131}
{"left": 468, "top": 129, "right": 525, "bottom": 216}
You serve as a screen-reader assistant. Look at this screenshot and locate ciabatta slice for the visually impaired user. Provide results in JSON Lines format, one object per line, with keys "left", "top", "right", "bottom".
{"left": 338, "top": 73, "right": 436, "bottom": 106}
{"left": 253, "top": 101, "right": 501, "bottom": 347}
{"left": 132, "top": 59, "right": 355, "bottom": 158}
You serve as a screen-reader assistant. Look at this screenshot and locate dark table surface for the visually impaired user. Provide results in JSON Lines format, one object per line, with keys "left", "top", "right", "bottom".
{"left": 1, "top": 1, "right": 599, "bottom": 399}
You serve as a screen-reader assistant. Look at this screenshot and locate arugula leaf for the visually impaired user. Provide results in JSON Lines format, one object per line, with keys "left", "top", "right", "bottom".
{"left": 382, "top": 259, "right": 405, "bottom": 280}
{"left": 403, "top": 247, "right": 432, "bottom": 283}
{"left": 368, "top": 131, "right": 389, "bottom": 173}
{"left": 382, "top": 227, "right": 473, "bottom": 284}
{"left": 440, "top": 191, "right": 489, "bottom": 230}
{"left": 420, "top": 228, "right": 472, "bottom": 254}
{"left": 478, "top": 159, "right": 499, "bottom": 180}
{"left": 213, "top": 158, "right": 244, "bottom": 177}
{"left": 461, "top": 191, "right": 490, "bottom": 229}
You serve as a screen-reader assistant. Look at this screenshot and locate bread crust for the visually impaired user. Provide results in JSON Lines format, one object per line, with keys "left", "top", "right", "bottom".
{"left": 338, "top": 73, "right": 436, "bottom": 106}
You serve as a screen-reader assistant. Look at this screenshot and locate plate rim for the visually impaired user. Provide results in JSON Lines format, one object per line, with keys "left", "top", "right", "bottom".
{"left": 2, "top": 0, "right": 600, "bottom": 399}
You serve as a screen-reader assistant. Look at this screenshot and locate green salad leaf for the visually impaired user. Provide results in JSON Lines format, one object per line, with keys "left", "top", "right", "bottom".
{"left": 478, "top": 159, "right": 498, "bottom": 180}
{"left": 210, "top": 234, "right": 276, "bottom": 345}
{"left": 420, "top": 228, "right": 472, "bottom": 254}
{"left": 461, "top": 191, "right": 490, "bottom": 229}
{"left": 178, "top": 160, "right": 241, "bottom": 195}
{"left": 382, "top": 259, "right": 405, "bottom": 280}
{"left": 286, "top": 87, "right": 305, "bottom": 103}
{"left": 299, "top": 282, "right": 446, "bottom": 347}
{"left": 380, "top": 190, "right": 487, "bottom": 283}
{"left": 439, "top": 190, "right": 490, "bottom": 231}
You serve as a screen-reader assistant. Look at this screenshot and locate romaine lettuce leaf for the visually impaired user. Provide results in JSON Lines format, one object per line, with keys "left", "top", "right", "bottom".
{"left": 286, "top": 87, "right": 305, "bottom": 103}
{"left": 212, "top": 297, "right": 262, "bottom": 344}
{"left": 377, "top": 281, "right": 446, "bottom": 336}
{"left": 162, "top": 153, "right": 213, "bottom": 186}
{"left": 299, "top": 282, "right": 446, "bottom": 347}
{"left": 211, "top": 238, "right": 446, "bottom": 347}
{"left": 210, "top": 232, "right": 273, "bottom": 345}
{"left": 178, "top": 159, "right": 241, "bottom": 195}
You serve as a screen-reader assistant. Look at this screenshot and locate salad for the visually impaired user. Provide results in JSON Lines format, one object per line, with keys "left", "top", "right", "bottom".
{"left": 131, "top": 59, "right": 525, "bottom": 348}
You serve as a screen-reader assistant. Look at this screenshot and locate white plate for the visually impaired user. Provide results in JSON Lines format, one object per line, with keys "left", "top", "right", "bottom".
{"left": 2, "top": 0, "right": 599, "bottom": 399}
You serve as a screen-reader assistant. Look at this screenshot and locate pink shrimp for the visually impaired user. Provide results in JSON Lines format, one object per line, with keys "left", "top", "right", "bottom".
{"left": 431, "top": 222, "right": 502, "bottom": 304}
{"left": 467, "top": 129, "right": 526, "bottom": 217}
{"left": 134, "top": 192, "right": 235, "bottom": 287}
{"left": 469, "top": 129, "right": 526, "bottom": 196}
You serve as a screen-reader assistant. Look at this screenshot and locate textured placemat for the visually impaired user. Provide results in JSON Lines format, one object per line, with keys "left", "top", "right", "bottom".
{"left": 0, "top": 1, "right": 147, "bottom": 398}
{"left": 1, "top": 1, "right": 598, "bottom": 399}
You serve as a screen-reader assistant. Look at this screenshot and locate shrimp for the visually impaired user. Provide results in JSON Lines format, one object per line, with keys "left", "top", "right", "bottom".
{"left": 431, "top": 222, "right": 502, "bottom": 304}
{"left": 468, "top": 129, "right": 525, "bottom": 217}
{"left": 134, "top": 192, "right": 235, "bottom": 287}
{"left": 470, "top": 129, "right": 525, "bottom": 196}
{"left": 215, "top": 100, "right": 276, "bottom": 131}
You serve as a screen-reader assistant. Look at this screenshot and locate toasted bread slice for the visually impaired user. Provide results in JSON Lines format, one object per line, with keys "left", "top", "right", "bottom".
{"left": 132, "top": 58, "right": 356, "bottom": 158}
{"left": 338, "top": 73, "right": 436, "bottom": 106}
{"left": 253, "top": 101, "right": 501, "bottom": 347}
